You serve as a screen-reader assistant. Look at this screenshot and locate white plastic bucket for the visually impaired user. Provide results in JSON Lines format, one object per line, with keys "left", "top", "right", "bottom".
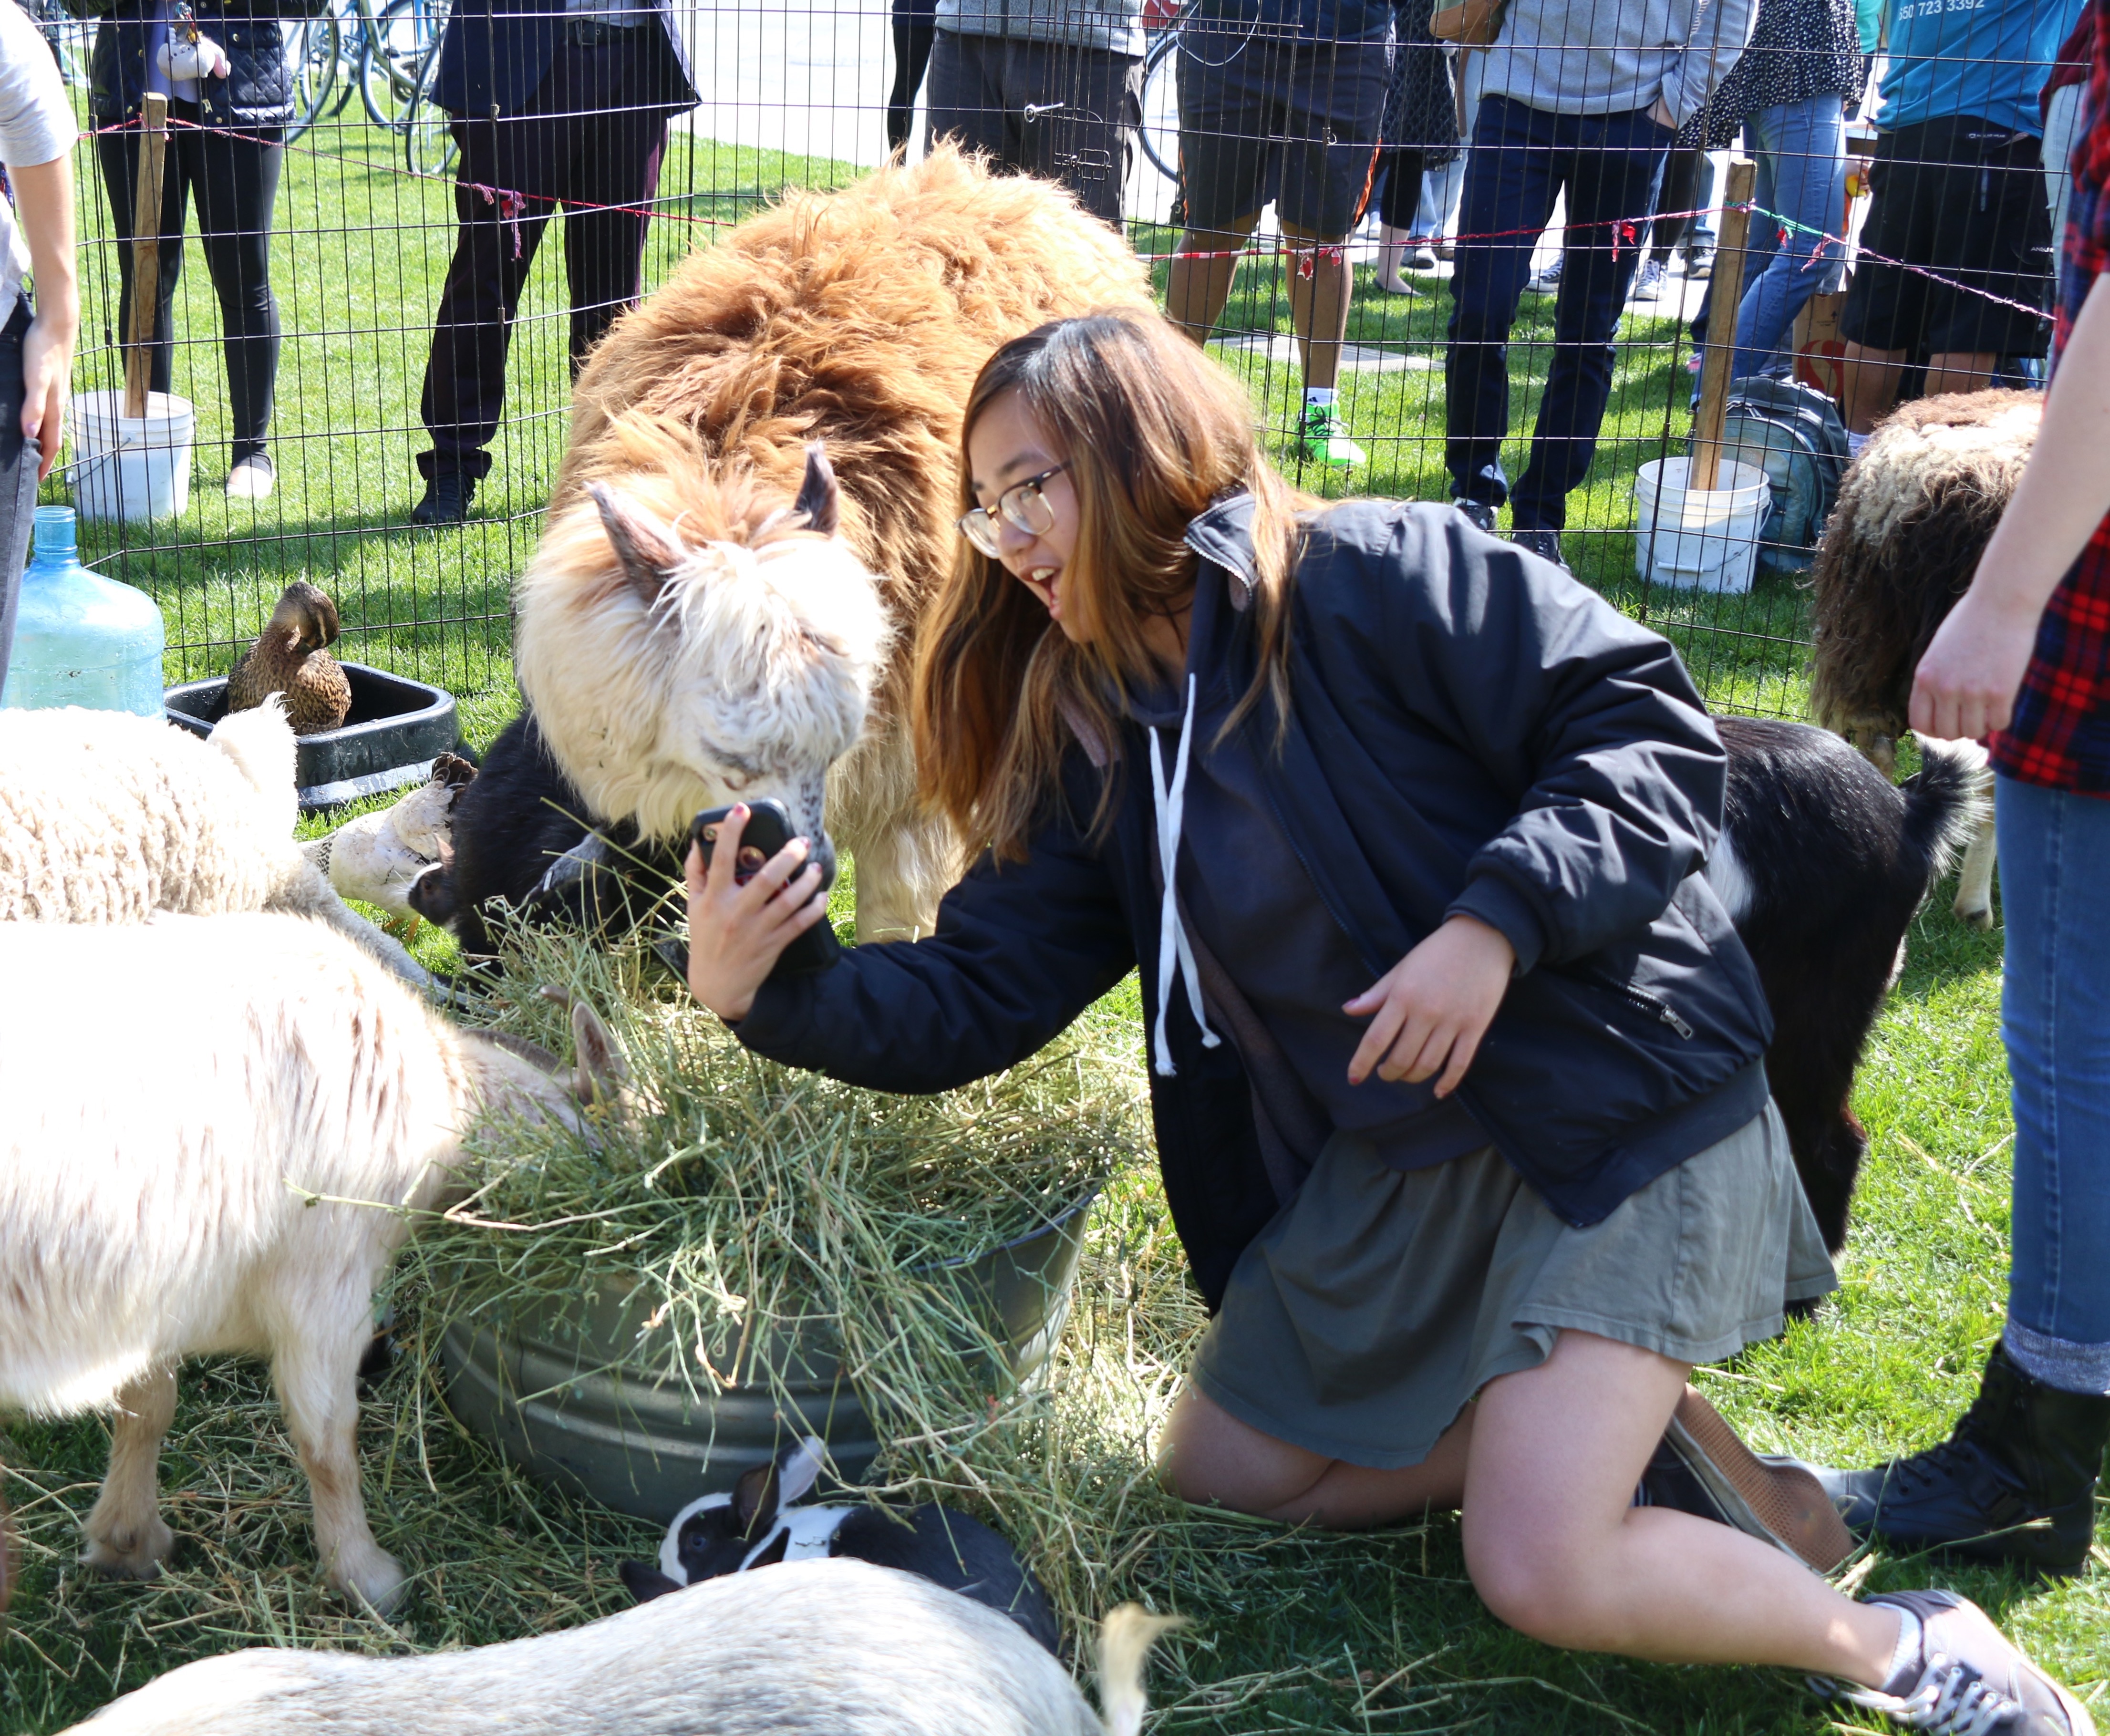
{"left": 71, "top": 390, "right": 195, "bottom": 524}
{"left": 1633, "top": 457, "right": 1769, "bottom": 595}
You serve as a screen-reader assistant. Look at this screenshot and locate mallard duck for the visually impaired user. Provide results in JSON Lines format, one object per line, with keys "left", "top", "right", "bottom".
{"left": 302, "top": 753, "right": 476, "bottom": 937}
{"left": 227, "top": 582, "right": 352, "bottom": 734}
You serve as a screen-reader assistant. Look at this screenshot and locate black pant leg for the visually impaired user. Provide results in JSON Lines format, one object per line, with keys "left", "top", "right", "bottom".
{"left": 560, "top": 45, "right": 667, "bottom": 377}
{"left": 1377, "top": 146, "right": 1426, "bottom": 230}
{"left": 0, "top": 300, "right": 36, "bottom": 698}
{"left": 886, "top": 0, "right": 937, "bottom": 155}
{"left": 95, "top": 125, "right": 189, "bottom": 398}
{"left": 190, "top": 126, "right": 284, "bottom": 456}
{"left": 1649, "top": 145, "right": 1701, "bottom": 259}
{"left": 418, "top": 112, "right": 560, "bottom": 480}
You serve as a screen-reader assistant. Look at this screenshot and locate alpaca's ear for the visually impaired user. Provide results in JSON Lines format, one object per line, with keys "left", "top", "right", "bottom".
{"left": 792, "top": 442, "right": 840, "bottom": 537}
{"left": 589, "top": 482, "right": 681, "bottom": 603}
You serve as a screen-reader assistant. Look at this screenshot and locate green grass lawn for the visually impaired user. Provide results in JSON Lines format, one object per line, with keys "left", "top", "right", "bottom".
{"left": 3, "top": 121, "right": 2102, "bottom": 1736}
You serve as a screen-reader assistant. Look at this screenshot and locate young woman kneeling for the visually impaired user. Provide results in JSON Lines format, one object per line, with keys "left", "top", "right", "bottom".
{"left": 685, "top": 311, "right": 2091, "bottom": 1736}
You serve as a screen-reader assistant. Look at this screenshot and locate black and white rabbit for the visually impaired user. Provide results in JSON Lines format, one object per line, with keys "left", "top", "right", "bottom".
{"left": 620, "top": 1437, "right": 1063, "bottom": 1656}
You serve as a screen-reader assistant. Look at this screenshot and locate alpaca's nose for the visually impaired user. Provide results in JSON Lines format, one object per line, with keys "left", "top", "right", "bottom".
{"left": 808, "top": 834, "right": 838, "bottom": 894}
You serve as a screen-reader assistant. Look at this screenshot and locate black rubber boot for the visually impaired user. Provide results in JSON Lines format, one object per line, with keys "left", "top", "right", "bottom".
{"left": 1814, "top": 1341, "right": 2110, "bottom": 1576}
{"left": 412, "top": 469, "right": 476, "bottom": 526}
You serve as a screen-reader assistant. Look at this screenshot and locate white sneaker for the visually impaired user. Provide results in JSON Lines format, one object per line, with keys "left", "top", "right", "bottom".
{"left": 1630, "top": 258, "right": 1668, "bottom": 303}
{"left": 1811, "top": 1591, "right": 2096, "bottom": 1736}
{"left": 226, "top": 454, "right": 275, "bottom": 501}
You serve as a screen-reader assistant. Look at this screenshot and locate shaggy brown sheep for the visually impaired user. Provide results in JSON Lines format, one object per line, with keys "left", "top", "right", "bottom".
{"left": 1807, "top": 387, "right": 2040, "bottom": 927}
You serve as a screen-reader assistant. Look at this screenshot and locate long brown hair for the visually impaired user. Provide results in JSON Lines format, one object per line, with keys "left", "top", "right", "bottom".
{"left": 912, "top": 310, "right": 1309, "bottom": 859}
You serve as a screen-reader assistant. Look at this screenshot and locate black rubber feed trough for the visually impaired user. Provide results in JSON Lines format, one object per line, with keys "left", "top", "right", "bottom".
{"left": 164, "top": 664, "right": 459, "bottom": 812}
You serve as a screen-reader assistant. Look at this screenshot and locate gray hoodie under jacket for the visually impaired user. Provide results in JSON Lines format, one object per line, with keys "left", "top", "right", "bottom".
{"left": 1480, "top": 0, "right": 1757, "bottom": 127}
{"left": 936, "top": 0, "right": 1144, "bottom": 55}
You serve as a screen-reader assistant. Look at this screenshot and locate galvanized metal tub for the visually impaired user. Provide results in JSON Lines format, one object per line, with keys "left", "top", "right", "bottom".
{"left": 438, "top": 1188, "right": 1098, "bottom": 1522}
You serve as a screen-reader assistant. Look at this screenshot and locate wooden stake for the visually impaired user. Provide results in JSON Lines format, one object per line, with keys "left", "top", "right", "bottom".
{"left": 1689, "top": 156, "right": 1757, "bottom": 492}
{"left": 124, "top": 93, "right": 170, "bottom": 420}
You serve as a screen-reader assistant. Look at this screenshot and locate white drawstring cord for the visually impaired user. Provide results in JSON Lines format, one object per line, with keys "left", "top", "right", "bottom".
{"left": 1149, "top": 674, "right": 1221, "bottom": 1077}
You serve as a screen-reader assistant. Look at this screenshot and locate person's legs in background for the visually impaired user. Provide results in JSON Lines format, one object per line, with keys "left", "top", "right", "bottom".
{"left": 415, "top": 111, "right": 559, "bottom": 522}
{"left": 1634, "top": 144, "right": 1700, "bottom": 301}
{"left": 2043, "top": 78, "right": 2085, "bottom": 254}
{"left": 1730, "top": 94, "right": 1846, "bottom": 381}
{"left": 1445, "top": 94, "right": 1558, "bottom": 524}
{"left": 1507, "top": 105, "right": 1667, "bottom": 549}
{"left": 1375, "top": 146, "right": 1427, "bottom": 291}
{"left": 886, "top": 0, "right": 938, "bottom": 157}
{"left": 191, "top": 125, "right": 285, "bottom": 499}
{"left": 93, "top": 124, "right": 189, "bottom": 404}
{"left": 1417, "top": 152, "right": 1465, "bottom": 254}
{"left": 559, "top": 39, "right": 669, "bottom": 379}
{"left": 922, "top": 28, "right": 1008, "bottom": 165}
{"left": 1682, "top": 148, "right": 1717, "bottom": 273}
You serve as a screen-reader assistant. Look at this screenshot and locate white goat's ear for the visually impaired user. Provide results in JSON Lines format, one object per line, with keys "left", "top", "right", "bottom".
{"left": 571, "top": 1000, "right": 627, "bottom": 1107}
{"left": 792, "top": 442, "right": 840, "bottom": 537}
{"left": 776, "top": 1436, "right": 826, "bottom": 1507}
{"left": 589, "top": 481, "right": 682, "bottom": 604}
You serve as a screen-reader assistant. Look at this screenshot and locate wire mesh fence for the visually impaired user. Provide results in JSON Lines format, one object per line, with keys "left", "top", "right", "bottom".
{"left": 28, "top": 0, "right": 2080, "bottom": 735}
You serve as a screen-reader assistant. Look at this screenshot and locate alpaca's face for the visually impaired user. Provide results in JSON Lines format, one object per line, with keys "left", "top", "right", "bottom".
{"left": 512, "top": 465, "right": 890, "bottom": 883}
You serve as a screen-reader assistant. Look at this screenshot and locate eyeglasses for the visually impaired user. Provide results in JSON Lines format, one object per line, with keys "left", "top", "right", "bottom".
{"left": 955, "top": 462, "right": 1069, "bottom": 559}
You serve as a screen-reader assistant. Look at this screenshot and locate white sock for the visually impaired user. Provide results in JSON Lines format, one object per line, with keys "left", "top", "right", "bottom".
{"left": 1848, "top": 429, "right": 1872, "bottom": 457}
{"left": 1879, "top": 1603, "right": 1925, "bottom": 1695}
{"left": 1303, "top": 386, "right": 1337, "bottom": 409}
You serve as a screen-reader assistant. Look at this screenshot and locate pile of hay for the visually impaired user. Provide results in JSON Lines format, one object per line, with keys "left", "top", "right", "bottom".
{"left": 411, "top": 920, "right": 1142, "bottom": 1471}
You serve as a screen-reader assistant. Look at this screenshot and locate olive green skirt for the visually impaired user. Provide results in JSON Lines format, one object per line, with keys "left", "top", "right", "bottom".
{"left": 1189, "top": 1102, "right": 1835, "bottom": 1470}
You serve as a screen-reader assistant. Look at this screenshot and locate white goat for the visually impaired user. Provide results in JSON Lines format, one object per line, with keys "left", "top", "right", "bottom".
{"left": 0, "top": 701, "right": 433, "bottom": 984}
{"left": 0, "top": 913, "right": 623, "bottom": 1616}
{"left": 59, "top": 1560, "right": 1174, "bottom": 1736}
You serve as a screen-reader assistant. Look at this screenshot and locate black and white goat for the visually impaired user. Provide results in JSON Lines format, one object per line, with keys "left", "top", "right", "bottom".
{"left": 1711, "top": 718, "right": 1988, "bottom": 1250}
{"left": 622, "top": 1436, "right": 1062, "bottom": 1658}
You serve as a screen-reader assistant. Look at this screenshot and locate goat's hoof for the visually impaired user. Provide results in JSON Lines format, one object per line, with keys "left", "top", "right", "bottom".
{"left": 1955, "top": 900, "right": 1996, "bottom": 931}
{"left": 330, "top": 1548, "right": 408, "bottom": 1617}
{"left": 82, "top": 1517, "right": 176, "bottom": 1579}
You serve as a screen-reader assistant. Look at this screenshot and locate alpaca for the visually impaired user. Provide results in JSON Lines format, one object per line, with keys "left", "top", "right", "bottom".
{"left": 1711, "top": 720, "right": 1990, "bottom": 1249}
{"left": 483, "top": 144, "right": 1155, "bottom": 946}
{"left": 1809, "top": 388, "right": 2040, "bottom": 928}
{"left": 0, "top": 701, "right": 430, "bottom": 985}
{"left": 0, "top": 915, "right": 623, "bottom": 1617}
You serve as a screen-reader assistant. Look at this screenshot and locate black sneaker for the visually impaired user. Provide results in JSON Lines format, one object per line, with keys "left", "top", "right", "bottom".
{"left": 1450, "top": 498, "right": 1497, "bottom": 534}
{"left": 1634, "top": 1386, "right": 1856, "bottom": 1572}
{"left": 412, "top": 470, "right": 477, "bottom": 525}
{"left": 1510, "top": 527, "right": 1570, "bottom": 571}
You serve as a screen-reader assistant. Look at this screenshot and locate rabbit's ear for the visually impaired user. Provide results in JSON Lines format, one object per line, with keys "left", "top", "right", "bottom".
{"left": 620, "top": 1560, "right": 685, "bottom": 1603}
{"left": 776, "top": 1436, "right": 826, "bottom": 1509}
{"left": 730, "top": 1461, "right": 782, "bottom": 1541}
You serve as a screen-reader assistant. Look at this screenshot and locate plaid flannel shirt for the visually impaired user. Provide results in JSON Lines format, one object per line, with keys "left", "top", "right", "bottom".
{"left": 1991, "top": 0, "right": 2110, "bottom": 794}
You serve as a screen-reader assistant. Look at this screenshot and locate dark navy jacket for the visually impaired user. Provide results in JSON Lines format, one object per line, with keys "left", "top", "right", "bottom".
{"left": 737, "top": 499, "right": 1774, "bottom": 1310}
{"left": 71, "top": 0, "right": 323, "bottom": 128}
{"left": 430, "top": 0, "right": 696, "bottom": 121}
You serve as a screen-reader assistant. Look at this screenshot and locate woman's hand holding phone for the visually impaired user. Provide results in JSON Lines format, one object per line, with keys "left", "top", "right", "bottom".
{"left": 1343, "top": 914, "right": 1516, "bottom": 1097}
{"left": 683, "top": 804, "right": 830, "bottom": 1021}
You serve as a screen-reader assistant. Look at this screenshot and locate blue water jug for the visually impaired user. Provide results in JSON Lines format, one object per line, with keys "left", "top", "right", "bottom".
{"left": 0, "top": 506, "right": 166, "bottom": 714}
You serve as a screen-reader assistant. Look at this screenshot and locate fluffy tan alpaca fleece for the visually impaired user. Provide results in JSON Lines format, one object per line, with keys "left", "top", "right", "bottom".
{"left": 1807, "top": 388, "right": 2039, "bottom": 928}
{"left": 527, "top": 145, "right": 1154, "bottom": 940}
{"left": 0, "top": 702, "right": 430, "bottom": 981}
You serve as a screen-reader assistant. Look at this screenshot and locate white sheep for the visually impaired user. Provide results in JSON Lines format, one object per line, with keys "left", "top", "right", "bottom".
{"left": 0, "top": 912, "right": 623, "bottom": 1616}
{"left": 57, "top": 1560, "right": 1173, "bottom": 1736}
{"left": 0, "top": 701, "right": 432, "bottom": 985}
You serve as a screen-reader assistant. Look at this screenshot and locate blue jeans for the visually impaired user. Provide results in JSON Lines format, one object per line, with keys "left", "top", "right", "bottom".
{"left": 1998, "top": 775, "right": 2110, "bottom": 1395}
{"left": 1729, "top": 94, "right": 1847, "bottom": 382}
{"left": 1445, "top": 95, "right": 1670, "bottom": 532}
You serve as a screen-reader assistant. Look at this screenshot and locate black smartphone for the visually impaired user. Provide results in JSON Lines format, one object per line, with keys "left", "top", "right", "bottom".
{"left": 689, "top": 798, "right": 838, "bottom": 976}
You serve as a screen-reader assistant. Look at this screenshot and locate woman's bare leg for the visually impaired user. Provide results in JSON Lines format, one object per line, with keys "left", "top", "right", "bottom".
{"left": 1462, "top": 1330, "right": 1898, "bottom": 1684}
{"left": 1156, "top": 1383, "right": 1473, "bottom": 1526}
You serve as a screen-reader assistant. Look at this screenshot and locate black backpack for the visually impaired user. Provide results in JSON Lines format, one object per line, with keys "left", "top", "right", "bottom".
{"left": 1686, "top": 379, "right": 1849, "bottom": 575}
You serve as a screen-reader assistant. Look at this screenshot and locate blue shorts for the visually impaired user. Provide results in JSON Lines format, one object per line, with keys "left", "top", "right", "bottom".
{"left": 1175, "top": 26, "right": 1387, "bottom": 238}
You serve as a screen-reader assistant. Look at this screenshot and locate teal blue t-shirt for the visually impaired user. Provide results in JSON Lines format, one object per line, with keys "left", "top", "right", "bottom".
{"left": 1876, "top": 0, "right": 2085, "bottom": 135}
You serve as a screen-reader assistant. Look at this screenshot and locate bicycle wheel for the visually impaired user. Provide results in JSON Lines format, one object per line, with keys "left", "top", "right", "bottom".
{"left": 363, "top": 0, "right": 445, "bottom": 131}
{"left": 404, "top": 38, "right": 458, "bottom": 181}
{"left": 1137, "top": 23, "right": 1182, "bottom": 186}
{"left": 284, "top": 11, "right": 341, "bottom": 145}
